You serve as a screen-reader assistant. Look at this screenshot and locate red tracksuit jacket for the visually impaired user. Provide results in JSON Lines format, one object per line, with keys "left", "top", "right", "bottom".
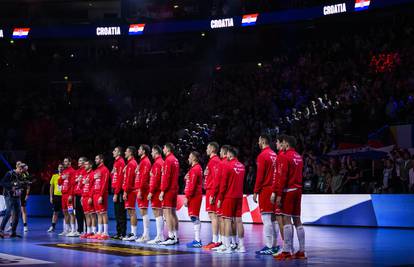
{"left": 135, "top": 155, "right": 151, "bottom": 193}
{"left": 82, "top": 170, "right": 95, "bottom": 198}
{"left": 254, "top": 147, "right": 277, "bottom": 194}
{"left": 74, "top": 167, "right": 87, "bottom": 196}
{"left": 111, "top": 156, "right": 125, "bottom": 195}
{"left": 122, "top": 157, "right": 138, "bottom": 193}
{"left": 93, "top": 163, "right": 110, "bottom": 197}
{"left": 185, "top": 163, "right": 203, "bottom": 199}
{"left": 204, "top": 155, "right": 221, "bottom": 192}
{"left": 213, "top": 158, "right": 228, "bottom": 199}
{"left": 161, "top": 153, "right": 180, "bottom": 193}
{"left": 218, "top": 158, "right": 245, "bottom": 200}
{"left": 149, "top": 156, "right": 163, "bottom": 194}
{"left": 59, "top": 166, "right": 76, "bottom": 195}
{"left": 272, "top": 148, "right": 303, "bottom": 196}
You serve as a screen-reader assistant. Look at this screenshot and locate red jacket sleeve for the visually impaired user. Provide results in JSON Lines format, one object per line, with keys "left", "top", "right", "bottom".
{"left": 254, "top": 154, "right": 265, "bottom": 194}
{"left": 123, "top": 164, "right": 135, "bottom": 193}
{"left": 213, "top": 162, "right": 223, "bottom": 198}
{"left": 68, "top": 171, "right": 76, "bottom": 195}
{"left": 185, "top": 169, "right": 197, "bottom": 198}
{"left": 218, "top": 164, "right": 229, "bottom": 201}
{"left": 161, "top": 159, "right": 171, "bottom": 192}
{"left": 98, "top": 168, "right": 109, "bottom": 197}
{"left": 114, "top": 162, "right": 124, "bottom": 194}
{"left": 88, "top": 175, "right": 95, "bottom": 198}
{"left": 139, "top": 161, "right": 151, "bottom": 192}
{"left": 149, "top": 162, "right": 161, "bottom": 194}
{"left": 273, "top": 155, "right": 288, "bottom": 196}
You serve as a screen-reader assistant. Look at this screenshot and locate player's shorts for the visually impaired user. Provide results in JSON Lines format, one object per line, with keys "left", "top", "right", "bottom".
{"left": 150, "top": 191, "right": 162, "bottom": 209}
{"left": 93, "top": 194, "right": 108, "bottom": 213}
{"left": 81, "top": 196, "right": 95, "bottom": 214}
{"left": 61, "top": 194, "right": 74, "bottom": 211}
{"left": 258, "top": 186, "right": 275, "bottom": 214}
{"left": 52, "top": 195, "right": 62, "bottom": 212}
{"left": 125, "top": 191, "right": 137, "bottom": 209}
{"left": 221, "top": 198, "right": 243, "bottom": 219}
{"left": 281, "top": 189, "right": 302, "bottom": 217}
{"left": 162, "top": 190, "right": 178, "bottom": 209}
{"left": 137, "top": 190, "right": 149, "bottom": 209}
{"left": 205, "top": 190, "right": 216, "bottom": 213}
{"left": 188, "top": 194, "right": 202, "bottom": 218}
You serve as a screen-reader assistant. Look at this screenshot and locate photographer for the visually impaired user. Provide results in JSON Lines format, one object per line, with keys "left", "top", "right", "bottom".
{"left": 0, "top": 164, "right": 24, "bottom": 238}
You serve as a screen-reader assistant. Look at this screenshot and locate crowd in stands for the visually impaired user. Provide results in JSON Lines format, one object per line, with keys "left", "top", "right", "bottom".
{"left": 1, "top": 11, "right": 414, "bottom": 195}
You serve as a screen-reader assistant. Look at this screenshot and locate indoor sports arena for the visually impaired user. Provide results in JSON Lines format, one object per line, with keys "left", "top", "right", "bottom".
{"left": 0, "top": 0, "right": 414, "bottom": 266}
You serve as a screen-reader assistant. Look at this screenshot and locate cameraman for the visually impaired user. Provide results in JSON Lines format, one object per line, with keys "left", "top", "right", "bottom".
{"left": 0, "top": 164, "right": 24, "bottom": 238}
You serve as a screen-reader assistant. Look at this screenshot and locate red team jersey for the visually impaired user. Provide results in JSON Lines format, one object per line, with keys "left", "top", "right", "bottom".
{"left": 204, "top": 155, "right": 221, "bottom": 212}
{"left": 81, "top": 169, "right": 95, "bottom": 214}
{"left": 59, "top": 166, "right": 76, "bottom": 195}
{"left": 219, "top": 158, "right": 245, "bottom": 218}
{"left": 74, "top": 167, "right": 87, "bottom": 196}
{"left": 135, "top": 155, "right": 151, "bottom": 208}
{"left": 149, "top": 156, "right": 164, "bottom": 209}
{"left": 161, "top": 153, "right": 180, "bottom": 208}
{"left": 254, "top": 147, "right": 277, "bottom": 213}
{"left": 185, "top": 163, "right": 203, "bottom": 217}
{"left": 111, "top": 156, "right": 125, "bottom": 195}
{"left": 93, "top": 163, "right": 110, "bottom": 213}
{"left": 122, "top": 157, "right": 138, "bottom": 209}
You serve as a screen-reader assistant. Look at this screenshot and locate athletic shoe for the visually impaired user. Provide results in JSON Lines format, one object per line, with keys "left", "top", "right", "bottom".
{"left": 98, "top": 234, "right": 110, "bottom": 240}
{"left": 272, "top": 246, "right": 281, "bottom": 254}
{"left": 47, "top": 226, "right": 55, "bottom": 233}
{"left": 256, "top": 246, "right": 273, "bottom": 255}
{"left": 66, "top": 231, "right": 75, "bottom": 237}
{"left": 5, "top": 226, "right": 12, "bottom": 232}
{"left": 293, "top": 251, "right": 307, "bottom": 259}
{"left": 160, "top": 237, "right": 178, "bottom": 246}
{"left": 80, "top": 233, "right": 91, "bottom": 239}
{"left": 147, "top": 237, "right": 164, "bottom": 245}
{"left": 274, "top": 252, "right": 293, "bottom": 261}
{"left": 202, "top": 242, "right": 220, "bottom": 250}
{"left": 88, "top": 233, "right": 101, "bottom": 239}
{"left": 24, "top": 226, "right": 29, "bottom": 232}
{"left": 230, "top": 243, "right": 238, "bottom": 250}
{"left": 10, "top": 233, "right": 22, "bottom": 238}
{"left": 58, "top": 231, "right": 69, "bottom": 236}
{"left": 212, "top": 244, "right": 226, "bottom": 251}
{"left": 217, "top": 246, "right": 233, "bottom": 254}
{"left": 122, "top": 233, "right": 136, "bottom": 241}
{"left": 186, "top": 240, "right": 203, "bottom": 248}
{"left": 135, "top": 235, "right": 150, "bottom": 243}
{"left": 236, "top": 245, "right": 246, "bottom": 253}
{"left": 71, "top": 231, "right": 81, "bottom": 237}
{"left": 111, "top": 234, "right": 121, "bottom": 240}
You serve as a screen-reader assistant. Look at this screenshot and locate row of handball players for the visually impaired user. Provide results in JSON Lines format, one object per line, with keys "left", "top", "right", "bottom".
{"left": 48, "top": 135, "right": 306, "bottom": 259}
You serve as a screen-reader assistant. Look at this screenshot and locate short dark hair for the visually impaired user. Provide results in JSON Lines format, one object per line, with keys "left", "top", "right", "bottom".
{"left": 190, "top": 151, "right": 201, "bottom": 162}
{"left": 79, "top": 156, "right": 87, "bottom": 162}
{"left": 126, "top": 146, "right": 137, "bottom": 156}
{"left": 85, "top": 159, "right": 94, "bottom": 165}
{"left": 64, "top": 157, "right": 72, "bottom": 162}
{"left": 96, "top": 154, "right": 104, "bottom": 161}
{"left": 283, "top": 135, "right": 297, "bottom": 148}
{"left": 221, "top": 145, "right": 230, "bottom": 154}
{"left": 208, "top": 142, "right": 219, "bottom": 153}
{"left": 275, "top": 134, "right": 287, "bottom": 143}
{"left": 259, "top": 133, "right": 271, "bottom": 145}
{"left": 164, "top": 143, "right": 175, "bottom": 153}
{"left": 140, "top": 144, "right": 151, "bottom": 156}
{"left": 115, "top": 146, "right": 123, "bottom": 154}
{"left": 152, "top": 145, "right": 162, "bottom": 155}
{"left": 228, "top": 146, "right": 239, "bottom": 157}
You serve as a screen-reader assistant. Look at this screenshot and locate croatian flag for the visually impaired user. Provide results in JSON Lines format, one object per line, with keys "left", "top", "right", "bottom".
{"left": 241, "top": 14, "right": 258, "bottom": 27}
{"left": 12, "top": 28, "right": 30, "bottom": 39}
{"left": 355, "top": 0, "right": 371, "bottom": 11}
{"left": 129, "top": 24, "right": 145, "bottom": 35}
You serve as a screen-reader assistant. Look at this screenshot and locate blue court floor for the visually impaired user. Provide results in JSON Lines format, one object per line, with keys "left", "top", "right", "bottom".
{"left": 0, "top": 218, "right": 413, "bottom": 266}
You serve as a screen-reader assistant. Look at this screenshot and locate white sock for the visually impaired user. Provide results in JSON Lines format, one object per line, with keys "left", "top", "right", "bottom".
{"left": 238, "top": 237, "right": 244, "bottom": 247}
{"left": 212, "top": 234, "right": 218, "bottom": 243}
{"left": 224, "top": 236, "right": 230, "bottom": 248}
{"left": 64, "top": 223, "right": 70, "bottom": 232}
{"left": 71, "top": 224, "right": 76, "bottom": 232}
{"left": 231, "top": 235, "right": 236, "bottom": 244}
{"left": 142, "top": 215, "right": 149, "bottom": 237}
{"left": 194, "top": 221, "right": 201, "bottom": 242}
{"left": 296, "top": 226, "right": 305, "bottom": 252}
{"left": 283, "top": 225, "right": 294, "bottom": 253}
{"left": 87, "top": 226, "right": 91, "bottom": 234}
{"left": 103, "top": 224, "right": 109, "bottom": 235}
{"left": 218, "top": 234, "right": 222, "bottom": 243}
{"left": 262, "top": 214, "right": 273, "bottom": 248}
{"left": 173, "top": 230, "right": 178, "bottom": 240}
{"left": 98, "top": 224, "right": 103, "bottom": 234}
{"left": 273, "top": 221, "right": 279, "bottom": 247}
{"left": 92, "top": 226, "right": 96, "bottom": 233}
{"left": 156, "top": 217, "right": 164, "bottom": 239}
{"left": 168, "top": 231, "right": 174, "bottom": 239}
{"left": 131, "top": 225, "right": 137, "bottom": 236}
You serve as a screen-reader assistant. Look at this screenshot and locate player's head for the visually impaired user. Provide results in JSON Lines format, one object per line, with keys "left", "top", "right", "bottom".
{"left": 125, "top": 146, "right": 136, "bottom": 160}
{"left": 113, "top": 146, "right": 123, "bottom": 158}
{"left": 138, "top": 144, "right": 151, "bottom": 158}
{"left": 84, "top": 159, "right": 93, "bottom": 171}
{"left": 58, "top": 163, "right": 64, "bottom": 173}
{"left": 163, "top": 143, "right": 175, "bottom": 156}
{"left": 16, "top": 161, "right": 22, "bottom": 169}
{"left": 206, "top": 142, "right": 219, "bottom": 157}
{"left": 282, "top": 135, "right": 296, "bottom": 149}
{"left": 258, "top": 133, "right": 271, "bottom": 150}
{"left": 20, "top": 163, "right": 28, "bottom": 172}
{"left": 78, "top": 156, "right": 87, "bottom": 168}
{"left": 220, "top": 145, "right": 230, "bottom": 159}
{"left": 63, "top": 157, "right": 72, "bottom": 168}
{"left": 95, "top": 154, "right": 104, "bottom": 165}
{"left": 189, "top": 151, "right": 200, "bottom": 165}
{"left": 227, "top": 146, "right": 239, "bottom": 160}
{"left": 151, "top": 145, "right": 162, "bottom": 159}
{"left": 276, "top": 134, "right": 287, "bottom": 151}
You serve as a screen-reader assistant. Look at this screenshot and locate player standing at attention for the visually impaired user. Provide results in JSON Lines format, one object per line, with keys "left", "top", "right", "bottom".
{"left": 254, "top": 134, "right": 280, "bottom": 255}
{"left": 217, "top": 146, "right": 246, "bottom": 254}
{"left": 159, "top": 143, "right": 180, "bottom": 246}
{"left": 58, "top": 157, "right": 77, "bottom": 237}
{"left": 122, "top": 146, "right": 139, "bottom": 241}
{"left": 73, "top": 157, "right": 87, "bottom": 235}
{"left": 135, "top": 144, "right": 152, "bottom": 243}
{"left": 147, "top": 145, "right": 165, "bottom": 244}
{"left": 184, "top": 151, "right": 203, "bottom": 248}
{"left": 202, "top": 142, "right": 221, "bottom": 250}
{"left": 111, "top": 146, "right": 127, "bottom": 240}
{"left": 80, "top": 160, "right": 95, "bottom": 238}
{"left": 92, "top": 154, "right": 110, "bottom": 239}
{"left": 272, "top": 135, "right": 306, "bottom": 260}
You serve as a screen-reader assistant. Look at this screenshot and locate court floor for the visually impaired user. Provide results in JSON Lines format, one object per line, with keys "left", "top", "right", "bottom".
{"left": 0, "top": 218, "right": 413, "bottom": 266}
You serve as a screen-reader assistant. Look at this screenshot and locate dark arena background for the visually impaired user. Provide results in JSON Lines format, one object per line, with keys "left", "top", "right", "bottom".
{"left": 1, "top": 0, "right": 414, "bottom": 266}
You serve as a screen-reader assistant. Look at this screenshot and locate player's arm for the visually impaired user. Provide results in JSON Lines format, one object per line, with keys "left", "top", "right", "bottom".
{"left": 274, "top": 156, "right": 288, "bottom": 196}
{"left": 218, "top": 166, "right": 229, "bottom": 202}
{"left": 254, "top": 154, "right": 265, "bottom": 194}
{"left": 99, "top": 170, "right": 109, "bottom": 197}
{"left": 161, "top": 161, "right": 171, "bottom": 192}
{"left": 114, "top": 163, "right": 124, "bottom": 195}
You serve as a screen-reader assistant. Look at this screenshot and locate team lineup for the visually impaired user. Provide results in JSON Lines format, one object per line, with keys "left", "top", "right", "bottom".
{"left": 52, "top": 134, "right": 306, "bottom": 260}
